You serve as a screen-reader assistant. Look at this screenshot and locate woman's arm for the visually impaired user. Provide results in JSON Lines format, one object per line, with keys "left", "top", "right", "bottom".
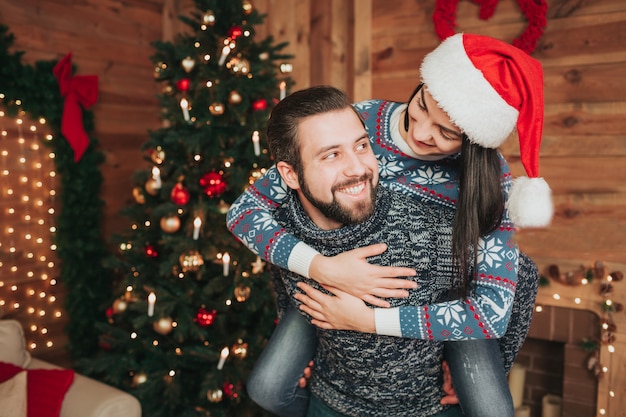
{"left": 296, "top": 240, "right": 519, "bottom": 340}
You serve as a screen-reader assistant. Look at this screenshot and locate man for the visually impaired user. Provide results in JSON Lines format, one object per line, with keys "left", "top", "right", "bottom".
{"left": 265, "top": 85, "right": 462, "bottom": 417}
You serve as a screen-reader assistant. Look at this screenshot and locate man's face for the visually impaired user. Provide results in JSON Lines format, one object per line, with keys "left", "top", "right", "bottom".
{"left": 290, "top": 107, "right": 379, "bottom": 230}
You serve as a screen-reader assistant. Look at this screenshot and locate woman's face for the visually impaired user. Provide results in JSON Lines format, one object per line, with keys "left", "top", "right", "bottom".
{"left": 402, "top": 84, "right": 463, "bottom": 158}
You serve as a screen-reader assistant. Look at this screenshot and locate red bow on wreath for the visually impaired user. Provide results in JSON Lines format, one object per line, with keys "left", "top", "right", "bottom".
{"left": 52, "top": 53, "right": 99, "bottom": 162}
{"left": 433, "top": 0, "right": 548, "bottom": 54}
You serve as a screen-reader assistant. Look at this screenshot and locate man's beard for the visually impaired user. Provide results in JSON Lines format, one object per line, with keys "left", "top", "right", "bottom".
{"left": 299, "top": 174, "right": 377, "bottom": 225}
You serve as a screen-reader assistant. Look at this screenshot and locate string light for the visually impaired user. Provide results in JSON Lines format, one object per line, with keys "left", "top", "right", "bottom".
{"left": 0, "top": 97, "right": 59, "bottom": 352}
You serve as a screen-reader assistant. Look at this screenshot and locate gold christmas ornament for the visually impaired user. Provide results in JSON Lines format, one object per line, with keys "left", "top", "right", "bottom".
{"left": 209, "top": 102, "right": 225, "bottom": 116}
{"left": 248, "top": 167, "right": 266, "bottom": 185}
{"left": 160, "top": 215, "right": 181, "bottom": 233}
{"left": 234, "top": 285, "right": 251, "bottom": 302}
{"left": 153, "top": 62, "right": 167, "bottom": 78}
{"left": 112, "top": 298, "right": 128, "bottom": 314}
{"left": 151, "top": 147, "right": 165, "bottom": 164}
{"left": 251, "top": 256, "right": 266, "bottom": 274}
{"left": 207, "top": 388, "right": 223, "bottom": 403}
{"left": 228, "top": 90, "right": 242, "bottom": 104}
{"left": 181, "top": 56, "right": 196, "bottom": 73}
{"left": 131, "top": 372, "right": 147, "bottom": 387}
{"left": 223, "top": 156, "right": 234, "bottom": 168}
{"left": 179, "top": 250, "right": 205, "bottom": 272}
{"left": 226, "top": 57, "right": 250, "bottom": 74}
{"left": 242, "top": 0, "right": 253, "bottom": 15}
{"left": 231, "top": 339, "right": 248, "bottom": 359}
{"left": 153, "top": 317, "right": 174, "bottom": 335}
{"left": 217, "top": 200, "right": 230, "bottom": 214}
{"left": 132, "top": 187, "right": 145, "bottom": 204}
{"left": 145, "top": 178, "right": 160, "bottom": 196}
{"left": 280, "top": 63, "right": 294, "bottom": 74}
{"left": 202, "top": 10, "right": 216, "bottom": 26}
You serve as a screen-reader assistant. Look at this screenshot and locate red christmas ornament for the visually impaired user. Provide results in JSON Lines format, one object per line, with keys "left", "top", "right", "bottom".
{"left": 251, "top": 98, "right": 268, "bottom": 111}
{"left": 171, "top": 183, "right": 190, "bottom": 205}
{"left": 145, "top": 245, "right": 158, "bottom": 257}
{"left": 98, "top": 340, "right": 112, "bottom": 351}
{"left": 228, "top": 26, "right": 243, "bottom": 40}
{"left": 222, "top": 382, "right": 239, "bottom": 399}
{"left": 195, "top": 308, "right": 217, "bottom": 327}
{"left": 199, "top": 171, "right": 227, "bottom": 198}
{"left": 106, "top": 307, "right": 114, "bottom": 318}
{"left": 176, "top": 78, "right": 190, "bottom": 92}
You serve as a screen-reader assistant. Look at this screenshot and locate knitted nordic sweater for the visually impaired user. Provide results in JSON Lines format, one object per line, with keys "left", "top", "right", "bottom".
{"left": 272, "top": 187, "right": 457, "bottom": 417}
{"left": 227, "top": 99, "right": 520, "bottom": 344}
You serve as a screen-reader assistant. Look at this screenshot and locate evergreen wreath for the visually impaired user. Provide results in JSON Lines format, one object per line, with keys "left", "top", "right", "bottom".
{"left": 433, "top": 0, "right": 548, "bottom": 54}
{"left": 0, "top": 24, "right": 109, "bottom": 360}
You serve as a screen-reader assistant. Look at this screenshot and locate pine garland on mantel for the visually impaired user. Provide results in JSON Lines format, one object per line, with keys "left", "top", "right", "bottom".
{"left": 0, "top": 24, "right": 109, "bottom": 359}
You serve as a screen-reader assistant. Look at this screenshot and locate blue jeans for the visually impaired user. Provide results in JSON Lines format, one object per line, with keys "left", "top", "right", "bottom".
{"left": 247, "top": 308, "right": 512, "bottom": 417}
{"left": 307, "top": 394, "right": 464, "bottom": 417}
{"left": 247, "top": 307, "right": 318, "bottom": 417}
{"left": 444, "top": 339, "right": 514, "bottom": 417}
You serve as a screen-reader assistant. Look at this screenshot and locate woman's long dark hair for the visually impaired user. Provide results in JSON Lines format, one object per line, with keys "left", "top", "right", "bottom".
{"left": 404, "top": 84, "right": 504, "bottom": 297}
{"left": 454, "top": 138, "right": 504, "bottom": 297}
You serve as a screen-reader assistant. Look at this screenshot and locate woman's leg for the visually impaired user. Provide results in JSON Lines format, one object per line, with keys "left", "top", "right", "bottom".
{"left": 247, "top": 307, "right": 318, "bottom": 417}
{"left": 444, "top": 339, "right": 514, "bottom": 417}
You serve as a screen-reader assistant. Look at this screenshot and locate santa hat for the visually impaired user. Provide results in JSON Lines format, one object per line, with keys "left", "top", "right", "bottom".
{"left": 420, "top": 33, "right": 553, "bottom": 228}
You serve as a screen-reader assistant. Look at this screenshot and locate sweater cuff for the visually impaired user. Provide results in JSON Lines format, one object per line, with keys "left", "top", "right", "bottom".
{"left": 375, "top": 307, "right": 402, "bottom": 337}
{"left": 287, "top": 242, "right": 320, "bottom": 279}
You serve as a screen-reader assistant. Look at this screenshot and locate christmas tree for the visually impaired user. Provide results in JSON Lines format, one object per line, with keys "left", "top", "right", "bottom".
{"left": 81, "top": 1, "right": 293, "bottom": 416}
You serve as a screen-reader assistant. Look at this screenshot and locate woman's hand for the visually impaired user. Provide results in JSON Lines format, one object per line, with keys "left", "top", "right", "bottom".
{"left": 308, "top": 243, "right": 417, "bottom": 308}
{"left": 294, "top": 282, "right": 376, "bottom": 333}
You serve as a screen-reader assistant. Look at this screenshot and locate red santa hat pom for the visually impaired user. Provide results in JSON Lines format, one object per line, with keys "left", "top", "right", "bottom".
{"left": 421, "top": 33, "right": 553, "bottom": 227}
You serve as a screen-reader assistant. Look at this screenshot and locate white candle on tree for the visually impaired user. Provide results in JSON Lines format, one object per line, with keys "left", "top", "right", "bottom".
{"left": 147, "top": 292, "right": 156, "bottom": 317}
{"left": 217, "top": 346, "right": 229, "bottom": 370}
{"left": 192, "top": 216, "right": 202, "bottom": 240}
{"left": 179, "top": 98, "right": 190, "bottom": 121}
{"left": 222, "top": 253, "right": 230, "bottom": 276}
{"left": 218, "top": 45, "right": 231, "bottom": 66}
{"left": 152, "top": 166, "right": 162, "bottom": 189}
{"left": 251, "top": 131, "right": 260, "bottom": 156}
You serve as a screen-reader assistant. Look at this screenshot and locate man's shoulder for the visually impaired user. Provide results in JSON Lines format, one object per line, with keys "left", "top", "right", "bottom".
{"left": 381, "top": 187, "right": 455, "bottom": 227}
{"left": 381, "top": 187, "right": 443, "bottom": 212}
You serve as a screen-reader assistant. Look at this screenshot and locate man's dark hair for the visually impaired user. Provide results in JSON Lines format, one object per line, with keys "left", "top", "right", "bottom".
{"left": 267, "top": 85, "right": 360, "bottom": 173}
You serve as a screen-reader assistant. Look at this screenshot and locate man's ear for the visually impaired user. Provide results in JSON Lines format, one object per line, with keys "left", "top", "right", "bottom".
{"left": 276, "top": 161, "right": 300, "bottom": 190}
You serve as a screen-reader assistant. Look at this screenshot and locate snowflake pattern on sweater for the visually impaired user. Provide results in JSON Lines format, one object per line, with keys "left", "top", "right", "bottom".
{"left": 227, "top": 99, "right": 519, "bottom": 342}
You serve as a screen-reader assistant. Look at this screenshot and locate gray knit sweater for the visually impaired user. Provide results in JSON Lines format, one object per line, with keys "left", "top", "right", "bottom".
{"left": 273, "top": 187, "right": 458, "bottom": 417}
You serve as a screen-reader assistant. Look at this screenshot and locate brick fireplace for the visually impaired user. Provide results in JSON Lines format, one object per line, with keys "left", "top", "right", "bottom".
{"left": 513, "top": 305, "right": 600, "bottom": 417}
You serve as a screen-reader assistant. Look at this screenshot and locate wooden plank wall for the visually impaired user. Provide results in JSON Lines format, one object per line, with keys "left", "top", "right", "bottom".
{"left": 1, "top": 0, "right": 624, "bottom": 414}
{"left": 0, "top": 0, "right": 164, "bottom": 237}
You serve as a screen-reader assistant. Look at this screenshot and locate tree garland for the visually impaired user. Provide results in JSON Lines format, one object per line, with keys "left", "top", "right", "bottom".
{"left": 433, "top": 0, "right": 548, "bottom": 54}
{"left": 0, "top": 24, "right": 109, "bottom": 360}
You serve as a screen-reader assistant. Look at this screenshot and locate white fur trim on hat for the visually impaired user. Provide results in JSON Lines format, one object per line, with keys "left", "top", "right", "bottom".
{"left": 507, "top": 176, "right": 553, "bottom": 227}
{"left": 420, "top": 34, "right": 519, "bottom": 149}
